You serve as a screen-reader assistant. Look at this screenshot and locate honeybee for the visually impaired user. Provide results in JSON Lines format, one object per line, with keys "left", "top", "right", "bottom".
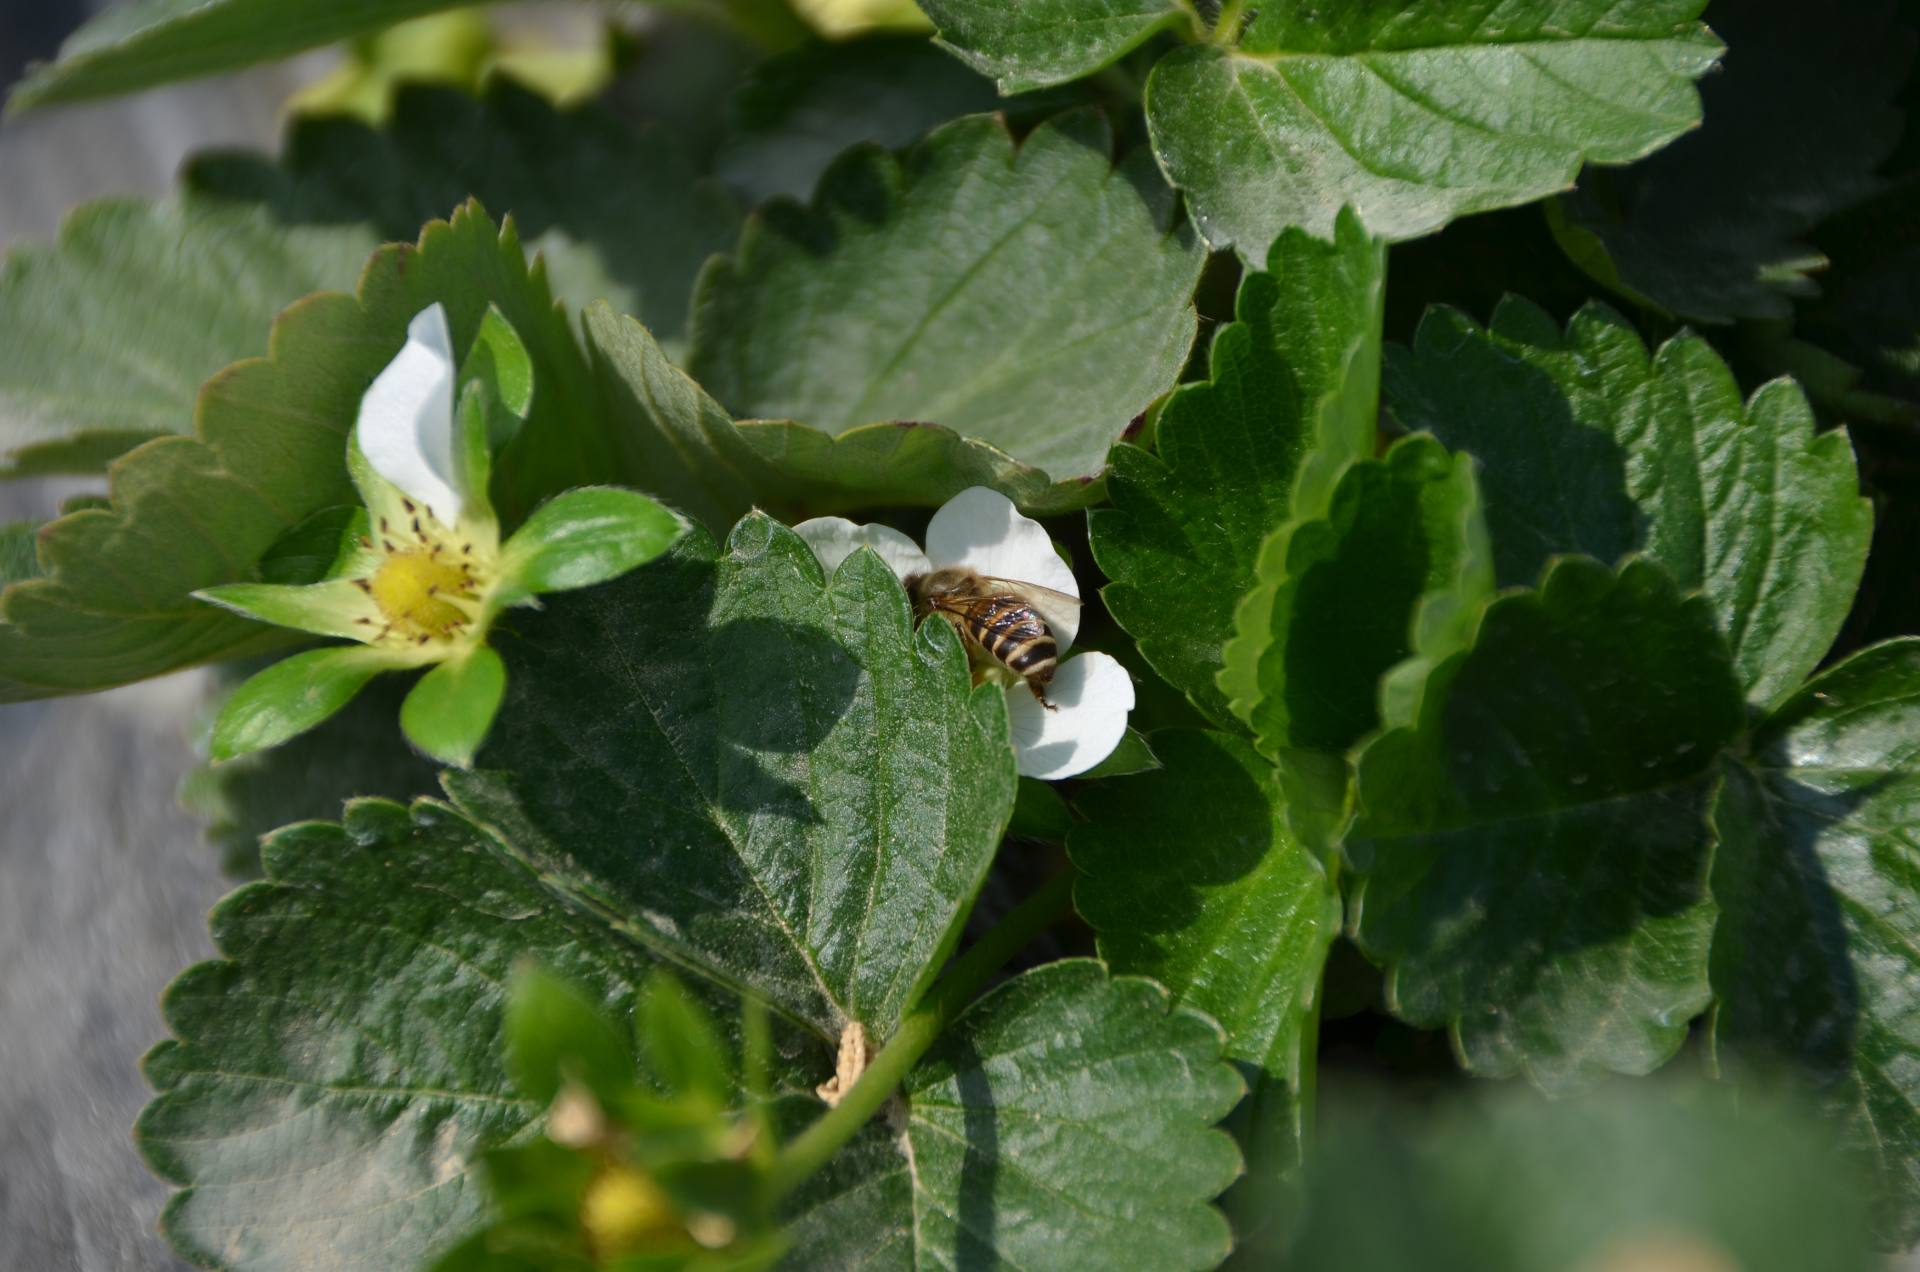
{"left": 905, "top": 568, "right": 1081, "bottom": 709}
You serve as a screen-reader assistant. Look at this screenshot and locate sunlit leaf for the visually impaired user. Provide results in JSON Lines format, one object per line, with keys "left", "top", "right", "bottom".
{"left": 1147, "top": 4, "right": 1721, "bottom": 249}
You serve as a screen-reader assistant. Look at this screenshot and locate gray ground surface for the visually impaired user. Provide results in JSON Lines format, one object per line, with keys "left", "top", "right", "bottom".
{"left": 0, "top": 18, "right": 313, "bottom": 1267}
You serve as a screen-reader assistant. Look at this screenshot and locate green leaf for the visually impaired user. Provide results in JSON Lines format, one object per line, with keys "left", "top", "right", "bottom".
{"left": 1549, "top": 0, "right": 1915, "bottom": 323}
{"left": 7, "top": 0, "right": 484, "bottom": 112}
{"left": 190, "top": 81, "right": 741, "bottom": 354}
{"left": 505, "top": 964, "right": 638, "bottom": 1108}
{"left": 715, "top": 35, "right": 1004, "bottom": 205}
{"left": 1347, "top": 556, "right": 1743, "bottom": 1089}
{"left": 209, "top": 645, "right": 401, "bottom": 764}
{"left": 1386, "top": 298, "right": 1872, "bottom": 708}
{"left": 1090, "top": 210, "right": 1386, "bottom": 728}
{"left": 917, "top": 0, "right": 1193, "bottom": 93}
{"left": 1220, "top": 434, "right": 1492, "bottom": 756}
{"left": 0, "top": 204, "right": 600, "bottom": 702}
{"left": 180, "top": 669, "right": 442, "bottom": 875}
{"left": 687, "top": 110, "right": 1205, "bottom": 491}
{"left": 1069, "top": 731, "right": 1338, "bottom": 1233}
{"left": 1145, "top": 5, "right": 1722, "bottom": 250}
{"left": 256, "top": 505, "right": 368, "bottom": 585}
{"left": 1708, "top": 639, "right": 1920, "bottom": 1242}
{"left": 0, "top": 198, "right": 372, "bottom": 474}
{"left": 636, "top": 974, "right": 735, "bottom": 1107}
{"left": 445, "top": 515, "right": 1018, "bottom": 1039}
{"left": 136, "top": 797, "right": 761, "bottom": 1272}
{"left": 781, "top": 960, "right": 1242, "bottom": 1269}
{"left": 1292, "top": 1082, "right": 1877, "bottom": 1272}
{"left": 399, "top": 645, "right": 509, "bottom": 769}
{"left": 583, "top": 303, "right": 1104, "bottom": 537}
{"left": 497, "top": 488, "right": 688, "bottom": 601}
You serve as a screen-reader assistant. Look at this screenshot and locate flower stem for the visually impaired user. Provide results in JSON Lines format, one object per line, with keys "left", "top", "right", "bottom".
{"left": 765, "top": 869, "right": 1076, "bottom": 1200}
{"left": 1212, "top": 0, "right": 1249, "bottom": 45}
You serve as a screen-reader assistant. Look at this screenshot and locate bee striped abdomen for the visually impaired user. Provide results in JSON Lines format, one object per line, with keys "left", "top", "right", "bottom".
{"left": 954, "top": 596, "right": 1057, "bottom": 693}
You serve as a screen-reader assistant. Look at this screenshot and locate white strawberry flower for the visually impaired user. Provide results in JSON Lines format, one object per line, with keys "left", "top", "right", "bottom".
{"left": 797, "top": 487, "right": 1135, "bottom": 780}
{"left": 194, "top": 303, "right": 684, "bottom": 765}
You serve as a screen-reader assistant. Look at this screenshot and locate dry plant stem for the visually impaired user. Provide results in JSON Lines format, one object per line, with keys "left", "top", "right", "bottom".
{"left": 766, "top": 868, "right": 1077, "bottom": 1200}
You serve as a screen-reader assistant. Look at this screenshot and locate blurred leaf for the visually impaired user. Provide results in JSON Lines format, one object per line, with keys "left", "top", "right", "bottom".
{"left": 284, "top": 10, "right": 494, "bottom": 123}
{"left": 445, "top": 516, "right": 1017, "bottom": 1039}
{"left": 1796, "top": 174, "right": 1920, "bottom": 407}
{"left": 688, "top": 110, "right": 1204, "bottom": 492}
{"left": 0, "top": 82, "right": 734, "bottom": 477}
{"left": 715, "top": 35, "right": 1001, "bottom": 204}
{"left": 505, "top": 964, "right": 637, "bottom": 1108}
{"left": 1091, "top": 210, "right": 1386, "bottom": 728}
{"left": 0, "top": 205, "right": 602, "bottom": 702}
{"left": 285, "top": 10, "right": 615, "bottom": 125}
{"left": 138, "top": 798, "right": 784, "bottom": 1272}
{"left": 7, "top": 0, "right": 488, "bottom": 112}
{"left": 0, "top": 200, "right": 372, "bottom": 474}
{"left": 781, "top": 961, "right": 1242, "bottom": 1268}
{"left": 1070, "top": 731, "right": 1338, "bottom": 1232}
{"left": 636, "top": 974, "right": 734, "bottom": 1106}
{"left": 1146, "top": 4, "right": 1721, "bottom": 250}
{"left": 1291, "top": 1082, "right": 1876, "bottom": 1272}
{"left": 918, "top": 0, "right": 1191, "bottom": 93}
{"left": 1386, "top": 298, "right": 1871, "bottom": 708}
{"left": 1551, "top": 0, "right": 1915, "bottom": 323}
{"left": 191, "top": 80, "right": 740, "bottom": 354}
{"left": 1348, "top": 557, "right": 1743, "bottom": 1090}
{"left": 0, "top": 521, "right": 42, "bottom": 585}
{"left": 1220, "top": 434, "right": 1491, "bottom": 757}
{"left": 1709, "top": 639, "right": 1920, "bottom": 1243}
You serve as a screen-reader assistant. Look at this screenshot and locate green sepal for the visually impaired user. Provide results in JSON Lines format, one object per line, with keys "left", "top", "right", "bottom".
{"left": 1076, "top": 728, "right": 1161, "bottom": 780}
{"left": 210, "top": 644, "right": 400, "bottom": 761}
{"left": 636, "top": 973, "right": 734, "bottom": 1108}
{"left": 504, "top": 963, "right": 637, "bottom": 1109}
{"left": 497, "top": 487, "right": 688, "bottom": 606}
{"left": 399, "top": 644, "right": 508, "bottom": 767}
{"left": 455, "top": 304, "right": 535, "bottom": 526}
{"left": 194, "top": 578, "right": 380, "bottom": 643}
{"left": 1008, "top": 777, "right": 1074, "bottom": 841}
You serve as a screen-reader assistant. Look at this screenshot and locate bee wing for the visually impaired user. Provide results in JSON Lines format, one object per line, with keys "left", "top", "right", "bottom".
{"left": 980, "top": 576, "right": 1082, "bottom": 648}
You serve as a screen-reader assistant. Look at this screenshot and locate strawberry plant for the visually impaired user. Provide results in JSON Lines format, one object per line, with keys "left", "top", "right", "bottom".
{"left": 4, "top": 1, "right": 1918, "bottom": 1267}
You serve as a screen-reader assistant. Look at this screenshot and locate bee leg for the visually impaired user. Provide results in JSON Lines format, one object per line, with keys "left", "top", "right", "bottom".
{"left": 1028, "top": 680, "right": 1059, "bottom": 712}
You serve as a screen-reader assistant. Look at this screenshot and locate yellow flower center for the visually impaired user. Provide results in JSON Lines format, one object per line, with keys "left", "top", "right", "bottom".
{"left": 368, "top": 549, "right": 474, "bottom": 640}
{"left": 581, "top": 1163, "right": 681, "bottom": 1258}
{"left": 346, "top": 498, "right": 497, "bottom": 652}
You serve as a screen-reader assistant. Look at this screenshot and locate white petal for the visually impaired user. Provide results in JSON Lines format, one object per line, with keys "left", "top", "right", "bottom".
{"left": 793, "top": 517, "right": 931, "bottom": 582}
{"left": 357, "top": 304, "right": 463, "bottom": 528}
{"left": 1005, "top": 651, "right": 1134, "bottom": 780}
{"left": 924, "top": 486, "right": 1081, "bottom": 647}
